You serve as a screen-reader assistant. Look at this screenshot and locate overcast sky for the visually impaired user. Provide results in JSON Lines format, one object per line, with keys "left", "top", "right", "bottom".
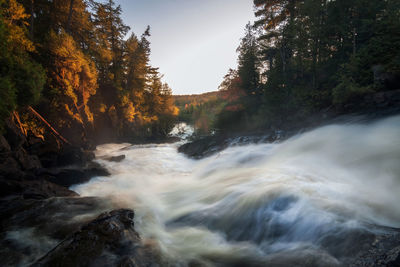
{"left": 115, "top": 0, "right": 255, "bottom": 95}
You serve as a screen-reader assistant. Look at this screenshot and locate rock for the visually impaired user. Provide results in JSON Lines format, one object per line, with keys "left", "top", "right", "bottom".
{"left": 4, "top": 119, "right": 27, "bottom": 150}
{"left": 0, "top": 175, "right": 77, "bottom": 198}
{"left": 57, "top": 146, "right": 85, "bottom": 167}
{"left": 85, "top": 162, "right": 110, "bottom": 177}
{"left": 384, "top": 246, "right": 400, "bottom": 266}
{"left": 0, "top": 196, "right": 111, "bottom": 266}
{"left": 104, "top": 155, "right": 125, "bottom": 162}
{"left": 14, "top": 148, "right": 42, "bottom": 171}
{"left": 178, "top": 135, "right": 228, "bottom": 159}
{"left": 45, "top": 169, "right": 90, "bottom": 187}
{"left": 0, "top": 177, "right": 24, "bottom": 197}
{"left": 348, "top": 231, "right": 400, "bottom": 267}
{"left": 83, "top": 150, "right": 96, "bottom": 162}
{"left": 39, "top": 151, "right": 61, "bottom": 168}
{"left": 38, "top": 146, "right": 96, "bottom": 168}
{"left": 178, "top": 134, "right": 275, "bottom": 159}
{"left": 22, "top": 179, "right": 79, "bottom": 199}
{"left": 0, "top": 135, "right": 11, "bottom": 153}
{"left": 42, "top": 163, "right": 109, "bottom": 188}
{"left": 0, "top": 157, "right": 25, "bottom": 180}
{"left": 35, "top": 209, "right": 160, "bottom": 267}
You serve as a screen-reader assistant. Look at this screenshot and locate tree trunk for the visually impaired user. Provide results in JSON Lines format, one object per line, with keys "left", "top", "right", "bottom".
{"left": 13, "top": 111, "right": 27, "bottom": 136}
{"left": 27, "top": 106, "right": 71, "bottom": 145}
{"left": 30, "top": 0, "right": 34, "bottom": 40}
{"left": 66, "top": 0, "right": 75, "bottom": 33}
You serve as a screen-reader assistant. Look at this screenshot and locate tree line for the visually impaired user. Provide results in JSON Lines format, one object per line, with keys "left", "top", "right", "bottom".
{"left": 214, "top": 0, "right": 400, "bottom": 133}
{"left": 0, "top": 0, "right": 178, "bottom": 146}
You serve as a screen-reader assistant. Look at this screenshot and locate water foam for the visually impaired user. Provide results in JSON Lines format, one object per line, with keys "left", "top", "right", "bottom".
{"left": 72, "top": 116, "right": 400, "bottom": 265}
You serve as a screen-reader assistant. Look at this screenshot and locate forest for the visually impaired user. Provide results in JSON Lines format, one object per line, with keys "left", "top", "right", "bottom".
{"left": 0, "top": 0, "right": 178, "bottom": 147}
{"left": 181, "top": 0, "right": 400, "bottom": 134}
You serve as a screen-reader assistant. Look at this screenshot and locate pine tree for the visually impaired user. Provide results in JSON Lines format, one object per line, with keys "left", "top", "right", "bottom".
{"left": 0, "top": 0, "right": 45, "bottom": 131}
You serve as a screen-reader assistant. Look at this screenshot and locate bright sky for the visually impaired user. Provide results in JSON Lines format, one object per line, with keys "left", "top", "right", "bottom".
{"left": 115, "top": 0, "right": 255, "bottom": 95}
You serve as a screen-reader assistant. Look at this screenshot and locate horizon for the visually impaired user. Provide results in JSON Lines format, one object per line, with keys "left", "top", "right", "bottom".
{"left": 115, "top": 0, "right": 255, "bottom": 95}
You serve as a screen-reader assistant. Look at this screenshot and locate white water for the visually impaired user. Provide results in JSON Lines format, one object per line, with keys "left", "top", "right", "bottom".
{"left": 72, "top": 117, "right": 400, "bottom": 266}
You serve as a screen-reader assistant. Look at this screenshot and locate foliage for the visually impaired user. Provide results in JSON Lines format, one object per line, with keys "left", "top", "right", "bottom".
{"left": 174, "top": 92, "right": 225, "bottom": 134}
{"left": 47, "top": 30, "right": 98, "bottom": 126}
{"left": 0, "top": 0, "right": 178, "bottom": 142}
{"left": 0, "top": 0, "right": 45, "bottom": 132}
{"left": 213, "top": 0, "right": 400, "bottom": 133}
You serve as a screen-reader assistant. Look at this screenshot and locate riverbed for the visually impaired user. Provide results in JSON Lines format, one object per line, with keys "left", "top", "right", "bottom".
{"left": 70, "top": 116, "right": 400, "bottom": 266}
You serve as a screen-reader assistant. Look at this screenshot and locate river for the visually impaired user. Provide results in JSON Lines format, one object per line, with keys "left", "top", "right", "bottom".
{"left": 71, "top": 117, "right": 400, "bottom": 266}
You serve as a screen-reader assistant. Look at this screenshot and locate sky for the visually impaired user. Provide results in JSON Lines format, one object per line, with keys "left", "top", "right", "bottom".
{"left": 115, "top": 0, "right": 255, "bottom": 95}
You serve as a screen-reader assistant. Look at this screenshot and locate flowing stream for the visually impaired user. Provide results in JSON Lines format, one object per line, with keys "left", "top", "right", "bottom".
{"left": 72, "top": 117, "right": 400, "bottom": 266}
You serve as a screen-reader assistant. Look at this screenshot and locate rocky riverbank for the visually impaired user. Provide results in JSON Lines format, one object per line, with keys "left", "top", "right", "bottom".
{"left": 179, "top": 90, "right": 400, "bottom": 159}
{"left": 0, "top": 118, "right": 161, "bottom": 266}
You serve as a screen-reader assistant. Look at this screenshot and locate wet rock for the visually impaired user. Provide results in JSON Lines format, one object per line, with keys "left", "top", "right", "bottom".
{"left": 22, "top": 179, "right": 78, "bottom": 199}
{"left": 178, "top": 135, "right": 228, "bottom": 159}
{"left": 178, "top": 133, "right": 277, "bottom": 159}
{"left": 35, "top": 209, "right": 160, "bottom": 267}
{"left": 0, "top": 176, "right": 77, "bottom": 198}
{"left": 0, "top": 197, "right": 108, "bottom": 238}
{"left": 0, "top": 196, "right": 111, "bottom": 266}
{"left": 85, "top": 161, "right": 110, "bottom": 177}
{"left": 41, "top": 162, "right": 109, "bottom": 188}
{"left": 104, "top": 155, "right": 125, "bottom": 162}
{"left": 348, "top": 231, "right": 400, "bottom": 267}
{"left": 45, "top": 169, "right": 90, "bottom": 188}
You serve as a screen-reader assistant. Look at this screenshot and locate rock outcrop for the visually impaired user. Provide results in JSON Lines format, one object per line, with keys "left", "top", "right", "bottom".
{"left": 35, "top": 209, "right": 160, "bottom": 267}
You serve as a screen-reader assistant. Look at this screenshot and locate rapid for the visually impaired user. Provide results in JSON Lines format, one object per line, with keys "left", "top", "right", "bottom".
{"left": 72, "top": 117, "right": 400, "bottom": 266}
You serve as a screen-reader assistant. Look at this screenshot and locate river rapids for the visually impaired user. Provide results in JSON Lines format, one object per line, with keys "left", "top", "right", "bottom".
{"left": 71, "top": 116, "right": 400, "bottom": 266}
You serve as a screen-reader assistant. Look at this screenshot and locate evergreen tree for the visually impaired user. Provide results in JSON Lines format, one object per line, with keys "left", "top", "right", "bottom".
{"left": 0, "top": 0, "right": 45, "bottom": 131}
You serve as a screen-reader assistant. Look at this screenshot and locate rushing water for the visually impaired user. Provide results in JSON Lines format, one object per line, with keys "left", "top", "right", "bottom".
{"left": 72, "top": 117, "right": 400, "bottom": 266}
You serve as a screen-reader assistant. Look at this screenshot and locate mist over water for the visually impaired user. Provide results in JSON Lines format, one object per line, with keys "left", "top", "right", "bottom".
{"left": 73, "top": 116, "right": 400, "bottom": 266}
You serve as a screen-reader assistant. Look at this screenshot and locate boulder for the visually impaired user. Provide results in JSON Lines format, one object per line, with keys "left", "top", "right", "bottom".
{"left": 178, "top": 135, "right": 228, "bottom": 159}
{"left": 348, "top": 232, "right": 400, "bottom": 267}
{"left": 0, "top": 196, "right": 111, "bottom": 266}
{"left": 104, "top": 155, "right": 125, "bottom": 162}
{"left": 45, "top": 169, "right": 90, "bottom": 187}
{"left": 57, "top": 146, "right": 85, "bottom": 167}
{"left": 0, "top": 175, "right": 77, "bottom": 198}
{"left": 4, "top": 118, "right": 27, "bottom": 150}
{"left": 35, "top": 209, "right": 160, "bottom": 267}
{"left": 0, "top": 157, "right": 25, "bottom": 180}
{"left": 42, "top": 163, "right": 109, "bottom": 188}
{"left": 14, "top": 148, "right": 42, "bottom": 171}
{"left": 22, "top": 179, "right": 79, "bottom": 199}
{"left": 0, "top": 177, "right": 24, "bottom": 197}
{"left": 0, "top": 135, "right": 11, "bottom": 153}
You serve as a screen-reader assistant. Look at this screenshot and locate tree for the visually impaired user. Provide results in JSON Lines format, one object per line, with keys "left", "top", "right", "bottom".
{"left": 0, "top": 0, "right": 45, "bottom": 131}
{"left": 237, "top": 23, "right": 261, "bottom": 96}
{"left": 91, "top": 0, "right": 130, "bottom": 87}
{"left": 47, "top": 30, "right": 98, "bottom": 127}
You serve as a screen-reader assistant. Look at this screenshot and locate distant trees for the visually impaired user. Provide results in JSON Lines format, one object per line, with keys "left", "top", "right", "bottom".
{"left": 174, "top": 92, "right": 224, "bottom": 134}
{"left": 0, "top": 0, "right": 178, "bottom": 143}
